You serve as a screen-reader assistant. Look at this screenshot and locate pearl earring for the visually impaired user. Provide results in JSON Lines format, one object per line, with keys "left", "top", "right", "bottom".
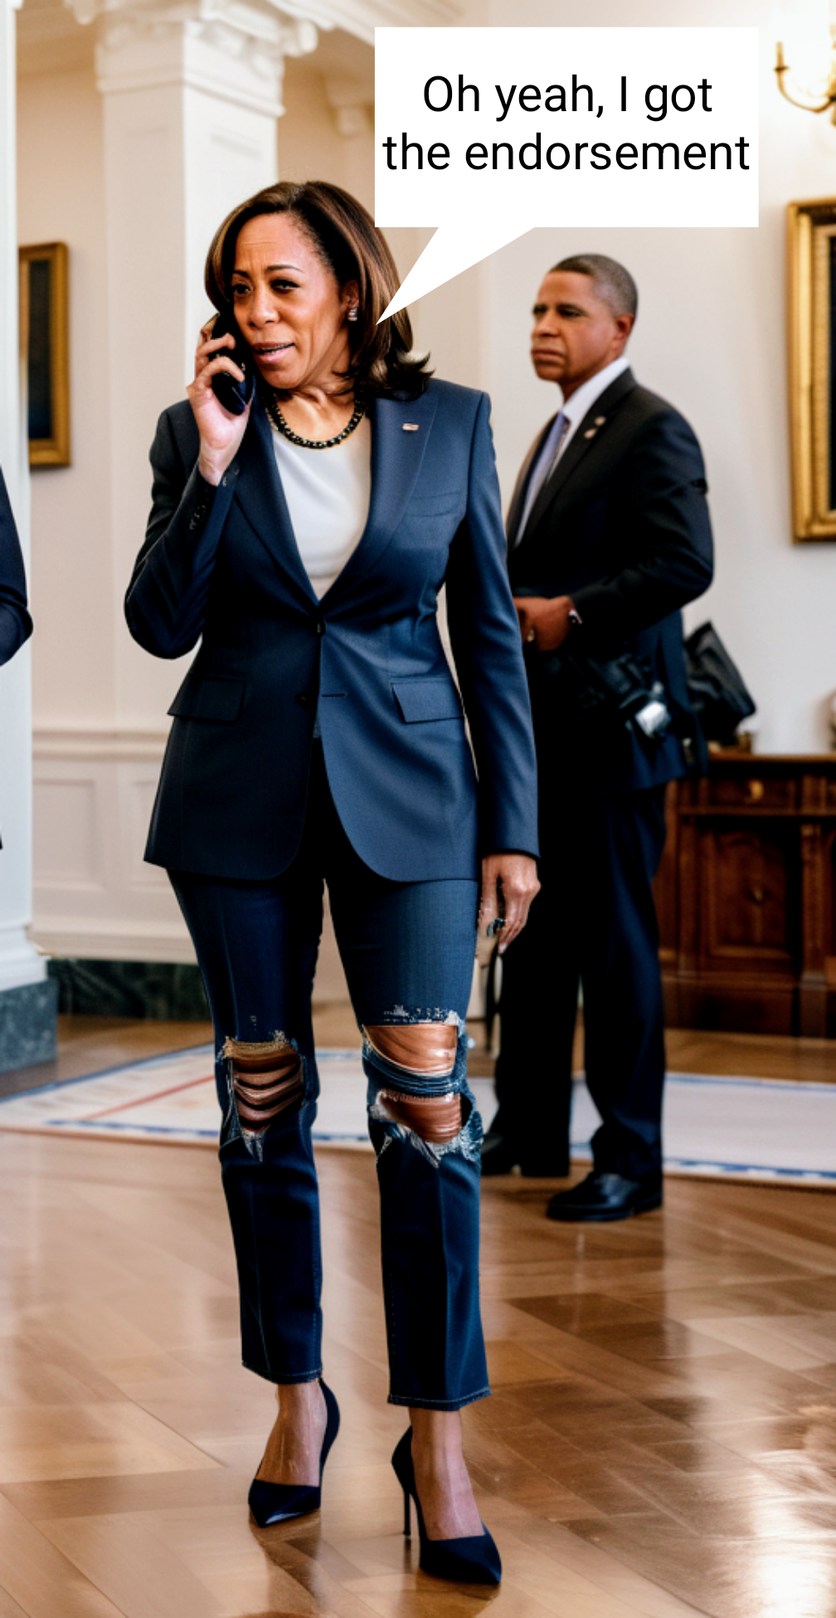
{"left": 347, "top": 307, "right": 359, "bottom": 322}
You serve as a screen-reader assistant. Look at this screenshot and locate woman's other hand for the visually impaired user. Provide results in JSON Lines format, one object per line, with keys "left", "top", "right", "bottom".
{"left": 479, "top": 854, "right": 540, "bottom": 955}
{"left": 188, "top": 322, "right": 251, "bottom": 486}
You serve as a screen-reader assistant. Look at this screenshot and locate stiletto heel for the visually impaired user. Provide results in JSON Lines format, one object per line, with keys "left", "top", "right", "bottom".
{"left": 248, "top": 1379, "right": 340, "bottom": 1526}
{"left": 402, "top": 1483, "right": 411, "bottom": 1537}
{"left": 391, "top": 1427, "right": 501, "bottom": 1585}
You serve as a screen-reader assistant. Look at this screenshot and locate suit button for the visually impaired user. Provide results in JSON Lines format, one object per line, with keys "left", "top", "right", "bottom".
{"left": 296, "top": 693, "right": 309, "bottom": 707}
{"left": 314, "top": 619, "right": 325, "bottom": 636}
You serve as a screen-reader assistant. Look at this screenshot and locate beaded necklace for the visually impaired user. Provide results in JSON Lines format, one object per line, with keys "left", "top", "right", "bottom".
{"left": 266, "top": 392, "right": 365, "bottom": 450}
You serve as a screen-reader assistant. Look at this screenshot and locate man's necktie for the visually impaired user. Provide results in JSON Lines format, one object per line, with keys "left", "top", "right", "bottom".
{"left": 514, "top": 410, "right": 570, "bottom": 544}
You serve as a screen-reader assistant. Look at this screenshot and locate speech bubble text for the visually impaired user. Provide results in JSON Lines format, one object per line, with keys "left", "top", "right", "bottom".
{"left": 375, "top": 28, "right": 759, "bottom": 318}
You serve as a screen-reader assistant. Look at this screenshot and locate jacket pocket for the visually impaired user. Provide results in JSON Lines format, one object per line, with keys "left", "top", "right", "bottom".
{"left": 167, "top": 676, "right": 246, "bottom": 722}
{"left": 392, "top": 678, "right": 463, "bottom": 723}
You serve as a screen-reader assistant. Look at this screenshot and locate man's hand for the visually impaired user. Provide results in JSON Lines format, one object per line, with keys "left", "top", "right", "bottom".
{"left": 514, "top": 594, "right": 575, "bottom": 652}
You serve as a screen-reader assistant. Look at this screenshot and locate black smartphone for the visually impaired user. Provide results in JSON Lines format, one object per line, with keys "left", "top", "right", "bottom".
{"left": 210, "top": 308, "right": 255, "bottom": 416}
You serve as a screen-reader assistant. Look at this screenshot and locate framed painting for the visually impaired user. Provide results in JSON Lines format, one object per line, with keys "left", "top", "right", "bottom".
{"left": 787, "top": 199, "right": 836, "bottom": 542}
{"left": 19, "top": 242, "right": 70, "bottom": 468}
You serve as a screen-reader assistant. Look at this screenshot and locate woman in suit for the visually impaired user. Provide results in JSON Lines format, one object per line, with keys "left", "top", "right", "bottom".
{"left": 126, "top": 181, "right": 539, "bottom": 1582}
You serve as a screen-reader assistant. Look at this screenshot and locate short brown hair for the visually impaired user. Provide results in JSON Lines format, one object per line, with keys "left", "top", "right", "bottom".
{"left": 205, "top": 180, "right": 430, "bottom": 397}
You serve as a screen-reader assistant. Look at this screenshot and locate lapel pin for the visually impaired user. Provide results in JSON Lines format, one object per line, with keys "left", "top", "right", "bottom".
{"left": 402, "top": 423, "right": 420, "bottom": 432}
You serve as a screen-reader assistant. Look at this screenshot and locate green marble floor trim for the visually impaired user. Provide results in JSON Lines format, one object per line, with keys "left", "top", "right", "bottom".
{"left": 48, "top": 960, "right": 209, "bottom": 1021}
{"left": 0, "top": 979, "right": 58, "bottom": 1073}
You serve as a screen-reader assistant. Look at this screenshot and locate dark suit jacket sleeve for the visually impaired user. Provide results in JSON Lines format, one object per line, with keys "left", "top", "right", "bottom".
{"left": 125, "top": 408, "right": 240, "bottom": 659}
{"left": 0, "top": 469, "right": 33, "bottom": 667}
{"left": 570, "top": 408, "right": 714, "bottom": 640}
{"left": 445, "top": 393, "right": 539, "bottom": 859}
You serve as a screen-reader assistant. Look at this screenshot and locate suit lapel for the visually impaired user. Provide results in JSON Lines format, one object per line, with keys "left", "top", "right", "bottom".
{"left": 234, "top": 397, "right": 318, "bottom": 603}
{"left": 525, "top": 367, "right": 637, "bottom": 535}
{"left": 232, "top": 387, "right": 439, "bottom": 604}
{"left": 322, "top": 387, "right": 439, "bottom": 601}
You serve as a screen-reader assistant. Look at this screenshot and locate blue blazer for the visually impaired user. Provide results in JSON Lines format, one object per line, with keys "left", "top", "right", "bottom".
{"left": 126, "top": 380, "right": 539, "bottom": 881}
{"left": 0, "top": 469, "right": 33, "bottom": 667}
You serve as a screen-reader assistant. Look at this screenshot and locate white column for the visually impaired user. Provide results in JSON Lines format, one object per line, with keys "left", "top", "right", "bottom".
{"left": 0, "top": 0, "right": 49, "bottom": 999}
{"left": 0, "top": 0, "right": 57, "bottom": 1070}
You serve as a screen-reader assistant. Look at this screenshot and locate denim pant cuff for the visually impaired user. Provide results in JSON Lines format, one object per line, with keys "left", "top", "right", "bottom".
{"left": 242, "top": 1358, "right": 323, "bottom": 1384}
{"left": 387, "top": 1385, "right": 491, "bottom": 1411}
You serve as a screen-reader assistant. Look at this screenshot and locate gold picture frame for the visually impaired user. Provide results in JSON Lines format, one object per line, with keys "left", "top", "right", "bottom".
{"left": 787, "top": 199, "right": 836, "bottom": 542}
{"left": 19, "top": 242, "right": 70, "bottom": 468}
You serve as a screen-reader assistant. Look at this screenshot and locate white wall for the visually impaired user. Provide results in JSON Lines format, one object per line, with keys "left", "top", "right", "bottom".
{"left": 281, "top": 58, "right": 373, "bottom": 204}
{"left": 18, "top": 64, "right": 114, "bottom": 731}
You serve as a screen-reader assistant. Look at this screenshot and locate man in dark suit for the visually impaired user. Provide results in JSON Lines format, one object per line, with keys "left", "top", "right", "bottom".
{"left": 481, "top": 253, "right": 713, "bottom": 1220}
{"left": 0, "top": 468, "right": 33, "bottom": 667}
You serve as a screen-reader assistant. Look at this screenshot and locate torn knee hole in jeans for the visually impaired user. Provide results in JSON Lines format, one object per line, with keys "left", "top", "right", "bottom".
{"left": 376, "top": 1088, "right": 463, "bottom": 1143}
{"left": 364, "top": 1015, "right": 482, "bottom": 1165}
{"left": 370, "top": 1084, "right": 481, "bottom": 1166}
{"left": 222, "top": 1034, "right": 303, "bottom": 1156}
{"left": 363, "top": 1020, "right": 458, "bottom": 1079}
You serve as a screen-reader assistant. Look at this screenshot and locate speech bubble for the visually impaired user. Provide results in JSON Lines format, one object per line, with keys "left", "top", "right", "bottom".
{"left": 375, "top": 27, "right": 759, "bottom": 319}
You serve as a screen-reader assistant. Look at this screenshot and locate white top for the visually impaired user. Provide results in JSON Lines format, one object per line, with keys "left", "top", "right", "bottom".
{"left": 558, "top": 355, "right": 630, "bottom": 456}
{"left": 270, "top": 415, "right": 372, "bottom": 598}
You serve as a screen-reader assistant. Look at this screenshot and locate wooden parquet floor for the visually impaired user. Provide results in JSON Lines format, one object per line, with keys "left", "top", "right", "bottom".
{"left": 1, "top": 1015, "right": 835, "bottom": 1617}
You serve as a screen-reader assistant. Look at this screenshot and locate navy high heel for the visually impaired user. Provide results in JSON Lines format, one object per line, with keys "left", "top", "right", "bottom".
{"left": 391, "top": 1428, "right": 502, "bottom": 1585}
{"left": 248, "top": 1380, "right": 340, "bottom": 1526}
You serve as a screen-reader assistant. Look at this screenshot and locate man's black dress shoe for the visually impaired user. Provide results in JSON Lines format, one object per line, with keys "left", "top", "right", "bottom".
{"left": 481, "top": 1131, "right": 569, "bottom": 1178}
{"left": 546, "top": 1170, "right": 662, "bottom": 1222}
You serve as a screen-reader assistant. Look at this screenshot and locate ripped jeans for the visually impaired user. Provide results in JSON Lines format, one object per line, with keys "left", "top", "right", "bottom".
{"left": 169, "top": 745, "right": 487, "bottom": 1410}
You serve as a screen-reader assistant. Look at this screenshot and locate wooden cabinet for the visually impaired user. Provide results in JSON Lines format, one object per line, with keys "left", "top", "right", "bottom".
{"left": 656, "top": 753, "right": 836, "bottom": 1036}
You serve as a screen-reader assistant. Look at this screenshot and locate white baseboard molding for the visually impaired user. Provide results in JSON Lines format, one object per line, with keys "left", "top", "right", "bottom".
{"left": 30, "top": 922, "right": 196, "bottom": 964}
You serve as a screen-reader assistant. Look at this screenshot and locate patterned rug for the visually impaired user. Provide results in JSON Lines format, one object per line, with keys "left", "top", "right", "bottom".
{"left": 0, "top": 1045, "right": 833, "bottom": 1186}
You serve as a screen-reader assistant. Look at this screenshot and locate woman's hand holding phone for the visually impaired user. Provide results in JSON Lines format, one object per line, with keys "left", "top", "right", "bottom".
{"left": 188, "top": 318, "right": 253, "bottom": 487}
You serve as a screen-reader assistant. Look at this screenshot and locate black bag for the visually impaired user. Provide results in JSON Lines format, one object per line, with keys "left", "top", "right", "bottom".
{"left": 560, "top": 645, "right": 673, "bottom": 740}
{"left": 684, "top": 622, "right": 755, "bottom": 745}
